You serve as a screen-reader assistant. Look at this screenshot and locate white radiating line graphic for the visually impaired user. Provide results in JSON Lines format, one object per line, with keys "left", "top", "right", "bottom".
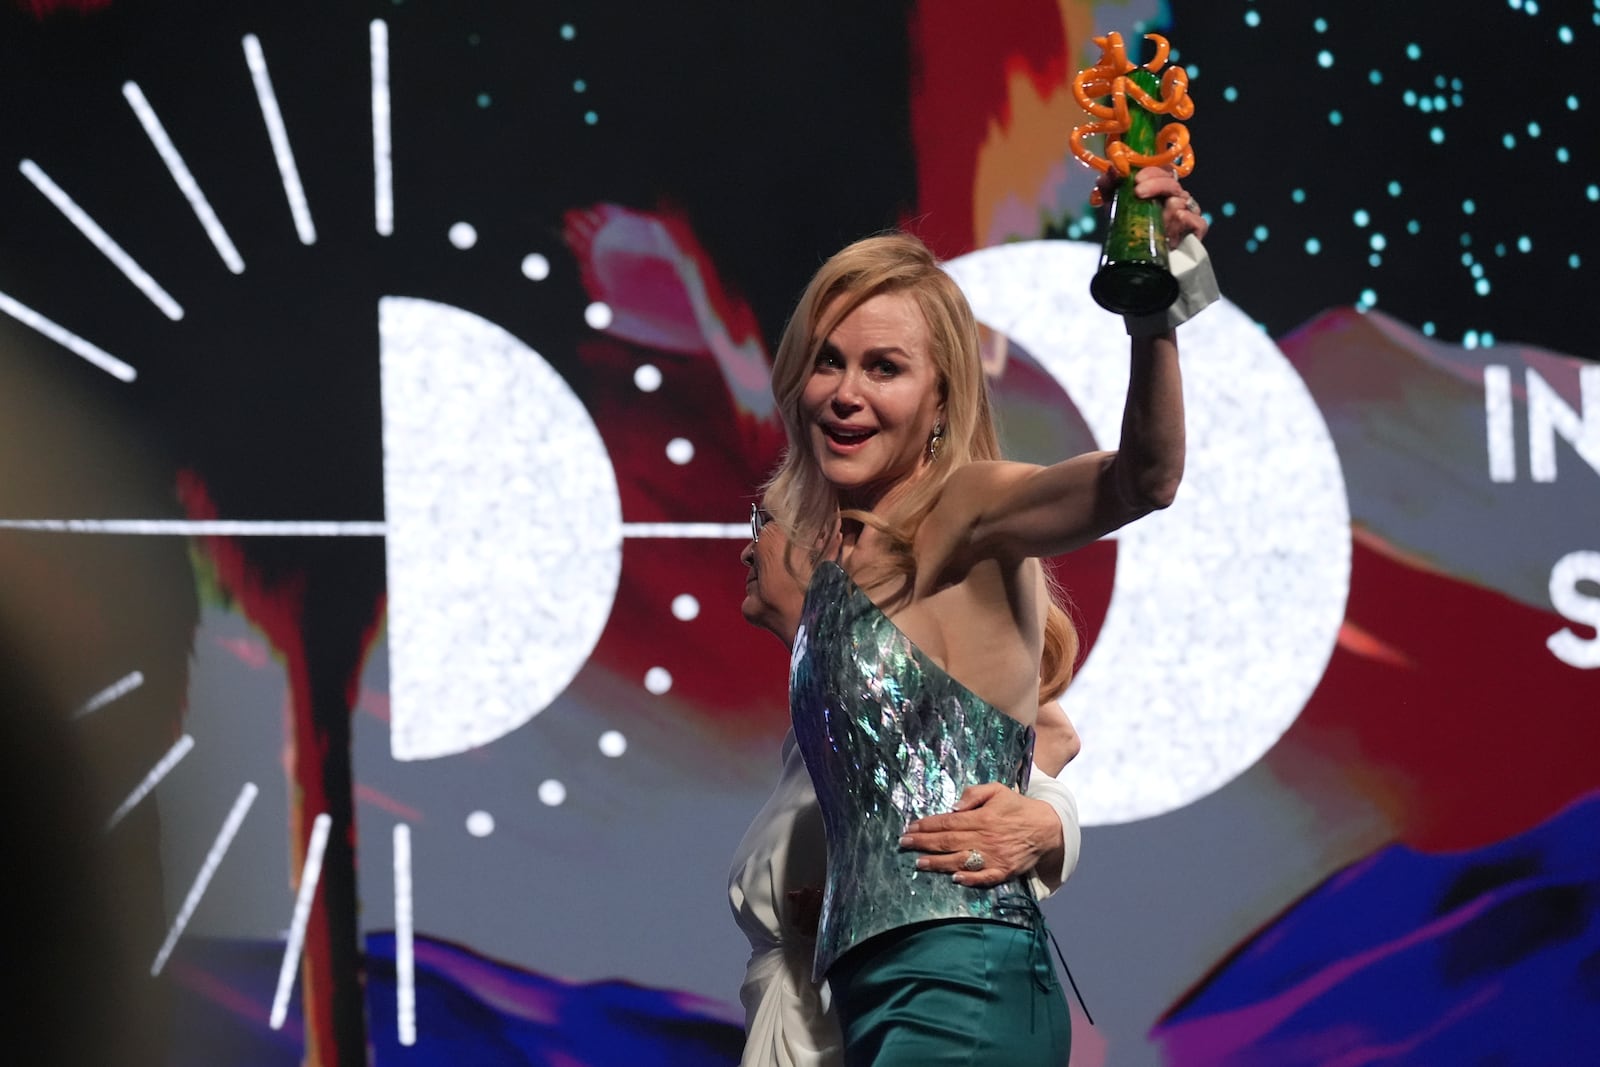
{"left": 150, "top": 783, "right": 259, "bottom": 976}
{"left": 621, "top": 522, "right": 747, "bottom": 539}
{"left": 371, "top": 20, "right": 393, "bottom": 237}
{"left": 0, "top": 289, "right": 137, "bottom": 381}
{"left": 269, "top": 812, "right": 333, "bottom": 1030}
{"left": 74, "top": 670, "right": 145, "bottom": 719}
{"left": 107, "top": 733, "right": 195, "bottom": 830}
{"left": 0, "top": 518, "right": 745, "bottom": 538}
{"left": 393, "top": 823, "right": 416, "bottom": 1046}
{"left": 243, "top": 34, "right": 316, "bottom": 246}
{"left": 18, "top": 159, "right": 185, "bottom": 321}
{"left": 0, "top": 519, "right": 387, "bottom": 536}
{"left": 122, "top": 81, "right": 245, "bottom": 274}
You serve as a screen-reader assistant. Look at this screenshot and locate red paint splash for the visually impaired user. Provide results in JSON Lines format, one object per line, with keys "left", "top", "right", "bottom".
{"left": 176, "top": 469, "right": 369, "bottom": 1067}
{"left": 905, "top": 0, "right": 1072, "bottom": 257}
{"left": 12, "top": 0, "right": 113, "bottom": 18}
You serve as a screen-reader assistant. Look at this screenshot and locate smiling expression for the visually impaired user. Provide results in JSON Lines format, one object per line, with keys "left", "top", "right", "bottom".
{"left": 800, "top": 291, "right": 945, "bottom": 511}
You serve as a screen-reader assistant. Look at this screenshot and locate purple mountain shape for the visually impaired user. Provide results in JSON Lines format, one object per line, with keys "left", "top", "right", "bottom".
{"left": 168, "top": 932, "right": 744, "bottom": 1066}
{"left": 1152, "top": 788, "right": 1600, "bottom": 1067}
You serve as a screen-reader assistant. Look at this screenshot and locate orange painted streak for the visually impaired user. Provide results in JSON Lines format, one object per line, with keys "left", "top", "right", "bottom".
{"left": 356, "top": 783, "right": 424, "bottom": 823}
{"left": 1337, "top": 619, "right": 1416, "bottom": 669}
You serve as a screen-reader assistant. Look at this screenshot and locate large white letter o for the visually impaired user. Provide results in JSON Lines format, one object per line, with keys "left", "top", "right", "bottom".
{"left": 947, "top": 243, "right": 1351, "bottom": 825}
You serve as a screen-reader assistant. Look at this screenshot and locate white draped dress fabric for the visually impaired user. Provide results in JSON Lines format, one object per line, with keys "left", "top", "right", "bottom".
{"left": 728, "top": 729, "right": 1081, "bottom": 1067}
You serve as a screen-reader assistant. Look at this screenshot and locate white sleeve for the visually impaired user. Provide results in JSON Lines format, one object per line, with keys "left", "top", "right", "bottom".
{"left": 1023, "top": 762, "right": 1081, "bottom": 901}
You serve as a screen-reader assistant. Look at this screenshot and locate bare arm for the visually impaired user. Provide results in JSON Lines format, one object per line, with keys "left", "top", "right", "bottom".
{"left": 1104, "top": 164, "right": 1204, "bottom": 515}
{"left": 928, "top": 327, "right": 1184, "bottom": 566}
{"left": 1032, "top": 699, "right": 1080, "bottom": 776}
{"left": 924, "top": 170, "right": 1202, "bottom": 571}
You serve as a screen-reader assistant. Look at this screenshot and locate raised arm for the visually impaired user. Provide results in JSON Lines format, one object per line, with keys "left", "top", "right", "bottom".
{"left": 1107, "top": 164, "right": 1204, "bottom": 514}
{"left": 928, "top": 327, "right": 1184, "bottom": 564}
{"left": 925, "top": 168, "right": 1208, "bottom": 568}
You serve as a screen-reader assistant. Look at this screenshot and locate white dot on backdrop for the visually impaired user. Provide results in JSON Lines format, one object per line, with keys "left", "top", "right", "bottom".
{"left": 538, "top": 780, "right": 567, "bottom": 806}
{"left": 521, "top": 253, "right": 550, "bottom": 281}
{"left": 449, "top": 222, "right": 478, "bottom": 250}
{"left": 672, "top": 594, "right": 700, "bottom": 620}
{"left": 634, "top": 364, "right": 663, "bottom": 392}
{"left": 585, "top": 302, "right": 614, "bottom": 330}
{"left": 666, "top": 437, "right": 695, "bottom": 464}
{"left": 644, "top": 667, "right": 673, "bottom": 694}
{"left": 465, "top": 810, "right": 495, "bottom": 837}
{"left": 599, "top": 730, "right": 628, "bottom": 757}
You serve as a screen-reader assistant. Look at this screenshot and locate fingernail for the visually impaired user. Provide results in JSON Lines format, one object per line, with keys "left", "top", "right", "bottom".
{"left": 951, "top": 873, "right": 964, "bottom": 885}
{"left": 898, "top": 835, "right": 912, "bottom": 847}
{"left": 915, "top": 858, "right": 930, "bottom": 871}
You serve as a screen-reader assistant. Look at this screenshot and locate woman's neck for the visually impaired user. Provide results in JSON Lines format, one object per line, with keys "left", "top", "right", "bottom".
{"left": 837, "top": 461, "right": 930, "bottom": 516}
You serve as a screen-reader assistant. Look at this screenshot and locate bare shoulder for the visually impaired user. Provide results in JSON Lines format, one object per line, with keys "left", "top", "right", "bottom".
{"left": 929, "top": 460, "right": 1041, "bottom": 526}
{"left": 925, "top": 448, "right": 1124, "bottom": 565}
{"left": 909, "top": 462, "right": 1035, "bottom": 581}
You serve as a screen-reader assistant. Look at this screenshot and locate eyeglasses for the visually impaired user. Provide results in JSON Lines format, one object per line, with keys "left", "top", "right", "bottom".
{"left": 750, "top": 503, "right": 772, "bottom": 543}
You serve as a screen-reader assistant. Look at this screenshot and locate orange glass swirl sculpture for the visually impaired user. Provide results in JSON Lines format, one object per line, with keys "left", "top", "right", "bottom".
{"left": 1070, "top": 32, "right": 1197, "bottom": 314}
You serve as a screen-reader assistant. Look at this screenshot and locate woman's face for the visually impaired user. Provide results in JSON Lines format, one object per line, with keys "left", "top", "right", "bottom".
{"left": 799, "top": 291, "right": 944, "bottom": 510}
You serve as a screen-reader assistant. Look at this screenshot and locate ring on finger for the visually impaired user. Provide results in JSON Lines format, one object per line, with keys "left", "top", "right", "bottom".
{"left": 962, "top": 849, "right": 985, "bottom": 872}
{"left": 1186, "top": 196, "right": 1200, "bottom": 215}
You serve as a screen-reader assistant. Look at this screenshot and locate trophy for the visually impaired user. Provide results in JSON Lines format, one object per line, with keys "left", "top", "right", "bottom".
{"left": 1070, "top": 32, "right": 1195, "bottom": 316}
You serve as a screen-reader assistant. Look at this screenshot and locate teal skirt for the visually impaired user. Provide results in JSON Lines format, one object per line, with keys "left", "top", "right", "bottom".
{"left": 828, "top": 919, "right": 1072, "bottom": 1066}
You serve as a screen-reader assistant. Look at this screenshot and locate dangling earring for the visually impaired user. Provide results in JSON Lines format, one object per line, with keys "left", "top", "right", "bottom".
{"left": 926, "top": 421, "right": 945, "bottom": 462}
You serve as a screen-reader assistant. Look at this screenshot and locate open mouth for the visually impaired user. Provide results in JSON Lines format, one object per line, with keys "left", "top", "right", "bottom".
{"left": 821, "top": 424, "right": 876, "bottom": 448}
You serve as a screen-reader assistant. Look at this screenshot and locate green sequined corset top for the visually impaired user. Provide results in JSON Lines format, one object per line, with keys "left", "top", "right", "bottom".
{"left": 789, "top": 560, "right": 1039, "bottom": 980}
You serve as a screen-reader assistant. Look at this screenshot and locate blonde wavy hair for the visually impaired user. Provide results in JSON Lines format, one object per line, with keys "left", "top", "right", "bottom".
{"left": 762, "top": 232, "right": 1078, "bottom": 701}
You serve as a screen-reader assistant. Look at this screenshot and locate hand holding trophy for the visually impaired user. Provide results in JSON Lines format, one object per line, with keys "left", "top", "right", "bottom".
{"left": 1070, "top": 32, "right": 1196, "bottom": 316}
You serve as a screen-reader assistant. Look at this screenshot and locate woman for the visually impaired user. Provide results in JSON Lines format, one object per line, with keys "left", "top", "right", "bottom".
{"left": 728, "top": 514, "right": 1084, "bottom": 1067}
{"left": 761, "top": 168, "right": 1209, "bottom": 1064}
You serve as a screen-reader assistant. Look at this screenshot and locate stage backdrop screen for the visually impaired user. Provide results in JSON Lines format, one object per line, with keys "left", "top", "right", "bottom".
{"left": 0, "top": 2, "right": 1595, "bottom": 1065}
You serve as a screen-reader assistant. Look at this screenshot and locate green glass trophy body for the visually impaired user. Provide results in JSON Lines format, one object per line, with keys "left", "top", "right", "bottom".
{"left": 1089, "top": 72, "right": 1179, "bottom": 315}
{"left": 1070, "top": 34, "right": 1195, "bottom": 316}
